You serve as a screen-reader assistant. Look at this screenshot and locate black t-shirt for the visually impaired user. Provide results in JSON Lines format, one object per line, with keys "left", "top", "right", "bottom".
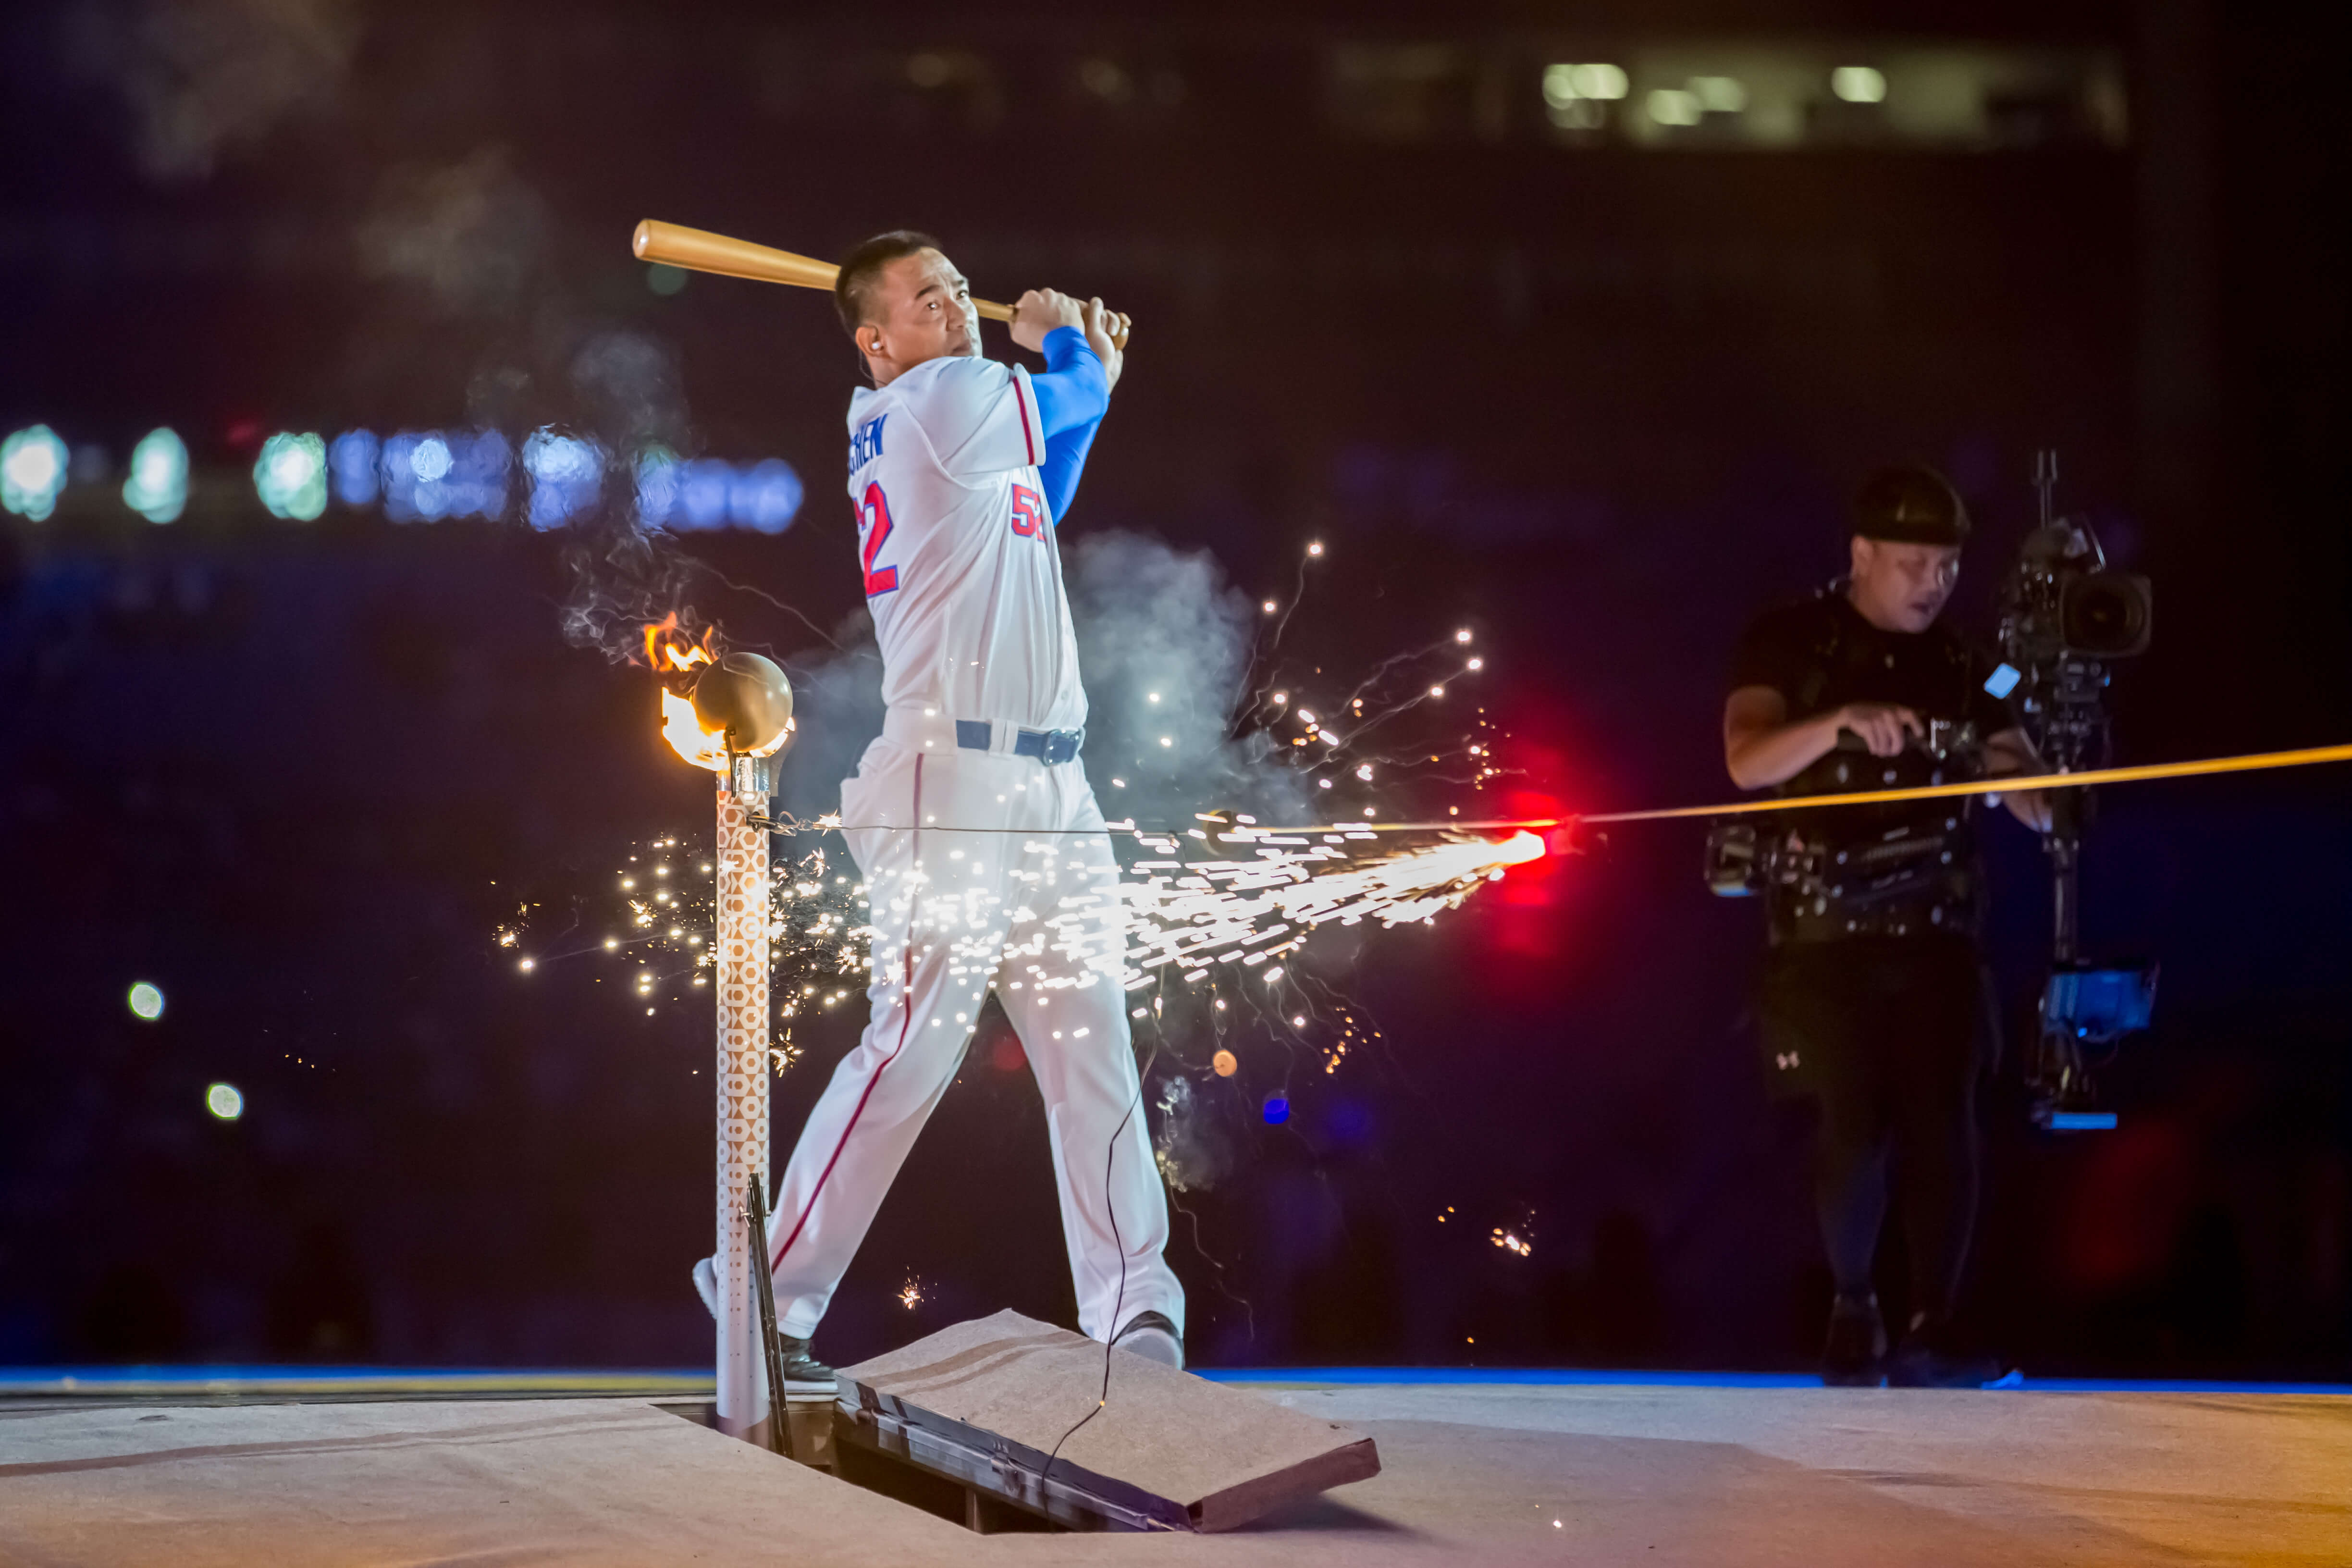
{"left": 1729, "top": 588, "right": 2015, "bottom": 740}
{"left": 1728, "top": 586, "right": 2019, "bottom": 943}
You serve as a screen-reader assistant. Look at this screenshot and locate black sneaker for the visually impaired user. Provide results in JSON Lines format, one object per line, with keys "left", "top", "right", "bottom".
{"left": 1112, "top": 1310, "right": 1184, "bottom": 1370}
{"left": 1884, "top": 1318, "right": 2004, "bottom": 1389}
{"left": 777, "top": 1333, "right": 838, "bottom": 1395}
{"left": 1821, "top": 1293, "right": 1886, "bottom": 1387}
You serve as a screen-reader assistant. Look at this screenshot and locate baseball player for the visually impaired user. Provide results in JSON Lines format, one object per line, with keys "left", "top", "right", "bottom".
{"left": 694, "top": 231, "right": 1183, "bottom": 1388}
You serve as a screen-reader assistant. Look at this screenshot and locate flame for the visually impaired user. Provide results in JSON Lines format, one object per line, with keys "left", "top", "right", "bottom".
{"left": 641, "top": 612, "right": 727, "bottom": 772}
{"left": 642, "top": 611, "right": 718, "bottom": 682}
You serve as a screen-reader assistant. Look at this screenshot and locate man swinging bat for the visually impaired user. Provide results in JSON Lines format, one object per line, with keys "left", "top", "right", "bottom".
{"left": 694, "top": 232, "right": 1184, "bottom": 1388}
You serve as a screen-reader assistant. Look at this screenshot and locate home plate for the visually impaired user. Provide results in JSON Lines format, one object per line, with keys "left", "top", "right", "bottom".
{"left": 833, "top": 1309, "right": 1381, "bottom": 1532}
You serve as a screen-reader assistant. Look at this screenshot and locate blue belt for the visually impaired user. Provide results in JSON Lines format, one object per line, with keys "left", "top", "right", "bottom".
{"left": 954, "top": 720, "right": 1084, "bottom": 765}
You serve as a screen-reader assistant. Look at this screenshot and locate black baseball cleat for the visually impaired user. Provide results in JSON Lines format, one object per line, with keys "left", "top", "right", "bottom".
{"left": 1821, "top": 1292, "right": 1887, "bottom": 1387}
{"left": 1112, "top": 1310, "right": 1185, "bottom": 1370}
{"left": 776, "top": 1333, "right": 838, "bottom": 1395}
{"left": 1884, "top": 1318, "right": 2005, "bottom": 1389}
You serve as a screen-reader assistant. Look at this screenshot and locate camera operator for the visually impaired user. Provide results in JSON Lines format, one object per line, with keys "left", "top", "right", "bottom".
{"left": 1723, "top": 464, "right": 2049, "bottom": 1387}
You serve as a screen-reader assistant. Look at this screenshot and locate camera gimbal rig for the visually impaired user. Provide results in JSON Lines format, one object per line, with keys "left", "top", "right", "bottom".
{"left": 2000, "top": 451, "right": 2158, "bottom": 1130}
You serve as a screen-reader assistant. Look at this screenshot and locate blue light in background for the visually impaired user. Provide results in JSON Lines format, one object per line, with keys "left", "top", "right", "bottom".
{"left": 5, "top": 419, "right": 792, "bottom": 532}
{"left": 382, "top": 430, "right": 508, "bottom": 522}
{"left": 635, "top": 447, "right": 679, "bottom": 525}
{"left": 380, "top": 432, "right": 423, "bottom": 520}
{"left": 1262, "top": 1092, "right": 1290, "bottom": 1126}
{"left": 730, "top": 458, "right": 803, "bottom": 533}
{"left": 676, "top": 459, "right": 733, "bottom": 531}
{"left": 330, "top": 430, "right": 380, "bottom": 507}
{"left": 122, "top": 428, "right": 188, "bottom": 524}
{"left": 643, "top": 454, "right": 802, "bottom": 533}
{"left": 410, "top": 435, "right": 453, "bottom": 482}
{"left": 453, "top": 430, "right": 510, "bottom": 519}
{"left": 522, "top": 429, "right": 602, "bottom": 530}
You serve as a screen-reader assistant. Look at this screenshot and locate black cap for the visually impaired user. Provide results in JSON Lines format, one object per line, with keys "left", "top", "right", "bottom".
{"left": 1851, "top": 464, "right": 1970, "bottom": 545}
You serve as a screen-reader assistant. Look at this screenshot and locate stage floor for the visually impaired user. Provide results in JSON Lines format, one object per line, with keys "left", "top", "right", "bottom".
{"left": 1, "top": 1371, "right": 2344, "bottom": 1565}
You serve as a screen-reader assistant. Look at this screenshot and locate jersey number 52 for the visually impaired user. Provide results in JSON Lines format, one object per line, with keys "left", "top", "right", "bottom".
{"left": 858, "top": 482, "right": 898, "bottom": 597}
{"left": 1010, "top": 483, "right": 1046, "bottom": 538}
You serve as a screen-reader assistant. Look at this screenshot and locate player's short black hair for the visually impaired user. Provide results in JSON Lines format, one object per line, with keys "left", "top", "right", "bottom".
{"left": 1851, "top": 463, "right": 1970, "bottom": 546}
{"left": 834, "top": 230, "right": 943, "bottom": 337}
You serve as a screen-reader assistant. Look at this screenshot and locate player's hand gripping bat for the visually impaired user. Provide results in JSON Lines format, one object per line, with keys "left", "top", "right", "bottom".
{"left": 630, "top": 220, "right": 1130, "bottom": 349}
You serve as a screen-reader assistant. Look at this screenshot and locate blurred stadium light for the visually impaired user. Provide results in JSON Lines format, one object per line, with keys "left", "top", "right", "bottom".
{"left": 639, "top": 452, "right": 801, "bottom": 534}
{"left": 728, "top": 458, "right": 802, "bottom": 534}
{"left": 253, "top": 432, "right": 327, "bottom": 521}
{"left": 382, "top": 430, "right": 509, "bottom": 522}
{"left": 522, "top": 429, "right": 603, "bottom": 530}
{"left": 2, "top": 425, "right": 71, "bottom": 522}
{"left": 8, "top": 420, "right": 793, "bottom": 533}
{"left": 330, "top": 430, "right": 380, "bottom": 507}
{"left": 122, "top": 428, "right": 189, "bottom": 524}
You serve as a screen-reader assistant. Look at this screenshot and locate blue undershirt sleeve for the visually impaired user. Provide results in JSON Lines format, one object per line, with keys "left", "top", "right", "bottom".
{"left": 1030, "top": 326, "right": 1109, "bottom": 523}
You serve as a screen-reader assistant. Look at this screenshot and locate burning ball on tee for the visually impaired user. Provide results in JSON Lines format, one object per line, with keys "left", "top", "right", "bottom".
{"left": 690, "top": 651, "right": 796, "bottom": 756}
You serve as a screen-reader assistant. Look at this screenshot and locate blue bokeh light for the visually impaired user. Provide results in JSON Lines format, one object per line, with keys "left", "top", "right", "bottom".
{"left": 382, "top": 430, "right": 509, "bottom": 522}
{"left": 522, "top": 429, "right": 602, "bottom": 530}
{"left": 635, "top": 447, "right": 679, "bottom": 525}
{"left": 330, "top": 430, "right": 380, "bottom": 507}
{"left": 676, "top": 459, "right": 732, "bottom": 531}
{"left": 1262, "top": 1092, "right": 1291, "bottom": 1125}
{"left": 409, "top": 435, "right": 453, "bottom": 483}
{"left": 730, "top": 458, "right": 803, "bottom": 534}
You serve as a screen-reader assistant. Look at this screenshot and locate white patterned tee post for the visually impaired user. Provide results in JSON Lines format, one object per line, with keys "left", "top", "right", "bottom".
{"left": 713, "top": 776, "right": 772, "bottom": 1443}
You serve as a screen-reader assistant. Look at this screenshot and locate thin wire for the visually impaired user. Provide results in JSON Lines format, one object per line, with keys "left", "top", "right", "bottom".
{"left": 1038, "top": 1033, "right": 1159, "bottom": 1487}
{"left": 1576, "top": 740, "right": 2352, "bottom": 826}
{"left": 781, "top": 739, "right": 2352, "bottom": 840}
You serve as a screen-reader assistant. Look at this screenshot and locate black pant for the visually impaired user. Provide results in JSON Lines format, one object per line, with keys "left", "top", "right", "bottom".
{"left": 1756, "top": 937, "right": 1993, "bottom": 1326}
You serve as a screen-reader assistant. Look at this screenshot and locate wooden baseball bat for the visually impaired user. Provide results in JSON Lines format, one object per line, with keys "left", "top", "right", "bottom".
{"left": 632, "top": 219, "right": 1014, "bottom": 321}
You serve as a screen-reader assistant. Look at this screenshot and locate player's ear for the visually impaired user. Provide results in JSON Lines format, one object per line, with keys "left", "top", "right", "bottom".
{"left": 859, "top": 323, "right": 885, "bottom": 360}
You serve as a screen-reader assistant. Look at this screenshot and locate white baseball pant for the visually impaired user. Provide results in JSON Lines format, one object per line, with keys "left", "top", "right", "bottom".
{"left": 763, "top": 734, "right": 1183, "bottom": 1342}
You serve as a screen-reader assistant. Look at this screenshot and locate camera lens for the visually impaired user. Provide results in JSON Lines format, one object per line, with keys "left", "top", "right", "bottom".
{"left": 2061, "top": 572, "right": 2152, "bottom": 656}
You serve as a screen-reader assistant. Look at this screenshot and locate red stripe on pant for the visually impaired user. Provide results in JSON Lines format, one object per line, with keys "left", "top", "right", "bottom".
{"left": 770, "top": 753, "right": 923, "bottom": 1276}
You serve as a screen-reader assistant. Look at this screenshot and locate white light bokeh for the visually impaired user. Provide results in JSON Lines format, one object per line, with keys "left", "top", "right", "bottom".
{"left": 122, "top": 428, "right": 188, "bottom": 524}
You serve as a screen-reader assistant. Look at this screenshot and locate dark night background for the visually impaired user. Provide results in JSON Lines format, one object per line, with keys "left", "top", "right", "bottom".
{"left": 1, "top": 0, "right": 2345, "bottom": 1379}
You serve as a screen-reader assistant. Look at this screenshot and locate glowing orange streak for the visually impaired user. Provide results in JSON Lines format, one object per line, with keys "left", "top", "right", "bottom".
{"left": 1233, "top": 741, "right": 2352, "bottom": 835}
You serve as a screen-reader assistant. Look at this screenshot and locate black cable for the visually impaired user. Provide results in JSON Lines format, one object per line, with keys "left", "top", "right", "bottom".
{"left": 1038, "top": 1028, "right": 1160, "bottom": 1485}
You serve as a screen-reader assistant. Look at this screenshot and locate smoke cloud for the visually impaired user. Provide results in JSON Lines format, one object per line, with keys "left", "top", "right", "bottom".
{"left": 551, "top": 330, "right": 706, "bottom": 668}
{"left": 64, "top": 0, "right": 360, "bottom": 180}
{"left": 357, "top": 147, "right": 553, "bottom": 316}
{"left": 566, "top": 330, "right": 688, "bottom": 455}
{"left": 765, "top": 617, "right": 883, "bottom": 823}
{"left": 1065, "top": 530, "right": 1309, "bottom": 830}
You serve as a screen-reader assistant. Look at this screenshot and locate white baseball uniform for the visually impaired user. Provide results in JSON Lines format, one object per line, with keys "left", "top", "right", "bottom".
{"left": 760, "top": 345, "right": 1182, "bottom": 1344}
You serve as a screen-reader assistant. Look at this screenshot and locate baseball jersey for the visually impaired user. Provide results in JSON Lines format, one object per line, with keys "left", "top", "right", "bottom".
{"left": 845, "top": 339, "right": 1098, "bottom": 733}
